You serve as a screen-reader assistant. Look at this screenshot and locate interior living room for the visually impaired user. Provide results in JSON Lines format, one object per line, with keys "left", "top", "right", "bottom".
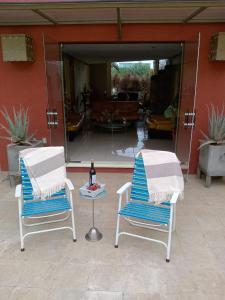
{"left": 62, "top": 43, "right": 182, "bottom": 165}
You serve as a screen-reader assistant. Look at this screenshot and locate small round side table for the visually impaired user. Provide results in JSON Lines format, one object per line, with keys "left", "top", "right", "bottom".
{"left": 80, "top": 191, "right": 106, "bottom": 242}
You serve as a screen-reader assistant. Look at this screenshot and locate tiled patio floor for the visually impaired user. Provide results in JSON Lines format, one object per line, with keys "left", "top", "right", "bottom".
{"left": 0, "top": 173, "right": 225, "bottom": 300}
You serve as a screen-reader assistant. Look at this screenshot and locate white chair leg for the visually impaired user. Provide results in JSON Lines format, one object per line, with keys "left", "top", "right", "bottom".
{"left": 166, "top": 205, "right": 174, "bottom": 262}
{"left": 115, "top": 213, "right": 121, "bottom": 248}
{"left": 19, "top": 216, "right": 25, "bottom": 251}
{"left": 18, "top": 196, "right": 25, "bottom": 251}
{"left": 71, "top": 208, "right": 77, "bottom": 242}
{"left": 69, "top": 192, "right": 77, "bottom": 242}
{"left": 173, "top": 204, "right": 176, "bottom": 232}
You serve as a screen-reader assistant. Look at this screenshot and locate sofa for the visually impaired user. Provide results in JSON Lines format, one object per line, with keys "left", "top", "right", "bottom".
{"left": 66, "top": 112, "right": 84, "bottom": 141}
{"left": 146, "top": 115, "right": 174, "bottom": 139}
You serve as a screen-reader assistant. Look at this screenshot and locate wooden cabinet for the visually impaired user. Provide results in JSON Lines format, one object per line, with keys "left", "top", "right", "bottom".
{"left": 209, "top": 32, "right": 225, "bottom": 61}
{"left": 149, "top": 65, "right": 180, "bottom": 115}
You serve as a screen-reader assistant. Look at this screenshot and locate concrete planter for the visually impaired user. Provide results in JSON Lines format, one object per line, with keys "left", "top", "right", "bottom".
{"left": 198, "top": 144, "right": 225, "bottom": 187}
{"left": 7, "top": 140, "right": 43, "bottom": 185}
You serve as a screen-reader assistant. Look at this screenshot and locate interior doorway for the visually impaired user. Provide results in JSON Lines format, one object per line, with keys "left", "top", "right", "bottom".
{"left": 61, "top": 42, "right": 183, "bottom": 166}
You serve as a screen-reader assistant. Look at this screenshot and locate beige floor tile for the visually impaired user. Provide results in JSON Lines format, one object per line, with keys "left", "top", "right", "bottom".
{"left": 161, "top": 292, "right": 223, "bottom": 300}
{"left": 88, "top": 264, "right": 126, "bottom": 292}
{"left": 176, "top": 228, "right": 208, "bottom": 247}
{"left": 49, "top": 289, "right": 122, "bottom": 300}
{"left": 0, "top": 263, "right": 21, "bottom": 287}
{"left": 9, "top": 287, "right": 49, "bottom": 300}
{"left": 0, "top": 287, "right": 14, "bottom": 300}
{"left": 123, "top": 266, "right": 163, "bottom": 294}
{"left": 48, "top": 288, "right": 86, "bottom": 300}
{"left": 209, "top": 246, "right": 225, "bottom": 269}
{"left": 16, "top": 261, "right": 55, "bottom": 288}
{"left": 204, "top": 230, "right": 225, "bottom": 247}
{"left": 84, "top": 291, "right": 123, "bottom": 300}
{"left": 123, "top": 293, "right": 161, "bottom": 300}
{"left": 196, "top": 214, "right": 224, "bottom": 231}
{"left": 51, "top": 263, "right": 94, "bottom": 290}
{"left": 218, "top": 215, "right": 225, "bottom": 226}
{"left": 179, "top": 245, "right": 217, "bottom": 270}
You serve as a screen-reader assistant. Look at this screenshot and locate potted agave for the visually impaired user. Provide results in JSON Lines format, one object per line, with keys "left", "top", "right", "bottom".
{"left": 198, "top": 103, "right": 225, "bottom": 187}
{"left": 0, "top": 107, "right": 43, "bottom": 185}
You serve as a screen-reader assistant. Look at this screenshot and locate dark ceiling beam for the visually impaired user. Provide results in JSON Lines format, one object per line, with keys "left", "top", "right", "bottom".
{"left": 117, "top": 8, "right": 122, "bottom": 40}
{"left": 183, "top": 6, "right": 207, "bottom": 23}
{"left": 1, "top": 1, "right": 225, "bottom": 11}
{"left": 32, "top": 9, "right": 58, "bottom": 24}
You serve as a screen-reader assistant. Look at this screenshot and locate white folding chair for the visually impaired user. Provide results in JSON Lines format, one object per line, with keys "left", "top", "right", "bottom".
{"left": 15, "top": 159, "right": 76, "bottom": 251}
{"left": 115, "top": 155, "right": 178, "bottom": 262}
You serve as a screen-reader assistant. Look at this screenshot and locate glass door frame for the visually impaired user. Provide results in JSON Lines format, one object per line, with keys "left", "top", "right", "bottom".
{"left": 175, "top": 33, "right": 201, "bottom": 176}
{"left": 59, "top": 43, "right": 69, "bottom": 162}
{"left": 187, "top": 33, "right": 201, "bottom": 174}
{"left": 60, "top": 41, "right": 189, "bottom": 166}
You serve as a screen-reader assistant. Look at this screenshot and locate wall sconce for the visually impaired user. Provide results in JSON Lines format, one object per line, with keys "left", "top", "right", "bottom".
{"left": 1, "top": 34, "right": 34, "bottom": 62}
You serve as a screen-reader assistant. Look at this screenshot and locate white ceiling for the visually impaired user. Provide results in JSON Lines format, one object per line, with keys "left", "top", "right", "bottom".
{"left": 0, "top": 1, "right": 225, "bottom": 25}
{"left": 63, "top": 43, "right": 182, "bottom": 63}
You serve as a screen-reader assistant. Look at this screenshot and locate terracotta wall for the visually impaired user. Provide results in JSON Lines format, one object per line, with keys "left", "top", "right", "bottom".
{"left": 0, "top": 23, "right": 225, "bottom": 172}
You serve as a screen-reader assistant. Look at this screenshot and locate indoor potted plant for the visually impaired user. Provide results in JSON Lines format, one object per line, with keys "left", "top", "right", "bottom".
{"left": 0, "top": 106, "right": 43, "bottom": 185}
{"left": 198, "top": 103, "right": 225, "bottom": 187}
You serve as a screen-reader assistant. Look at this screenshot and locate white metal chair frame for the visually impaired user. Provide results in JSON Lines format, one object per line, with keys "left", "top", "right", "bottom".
{"left": 115, "top": 182, "right": 178, "bottom": 262}
{"left": 15, "top": 178, "right": 77, "bottom": 251}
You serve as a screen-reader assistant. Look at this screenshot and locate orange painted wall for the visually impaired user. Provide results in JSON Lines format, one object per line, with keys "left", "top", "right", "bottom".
{"left": 0, "top": 23, "right": 225, "bottom": 172}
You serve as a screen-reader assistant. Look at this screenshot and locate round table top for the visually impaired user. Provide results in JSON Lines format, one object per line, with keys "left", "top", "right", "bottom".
{"left": 79, "top": 190, "right": 106, "bottom": 200}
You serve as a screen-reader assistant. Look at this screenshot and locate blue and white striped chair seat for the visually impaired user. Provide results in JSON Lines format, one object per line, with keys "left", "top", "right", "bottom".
{"left": 22, "top": 197, "right": 71, "bottom": 217}
{"left": 119, "top": 202, "right": 170, "bottom": 224}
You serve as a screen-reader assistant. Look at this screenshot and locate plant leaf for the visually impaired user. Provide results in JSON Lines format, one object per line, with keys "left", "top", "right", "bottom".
{"left": 0, "top": 106, "right": 35, "bottom": 145}
{"left": 199, "top": 139, "right": 216, "bottom": 149}
{"left": 201, "top": 102, "right": 225, "bottom": 145}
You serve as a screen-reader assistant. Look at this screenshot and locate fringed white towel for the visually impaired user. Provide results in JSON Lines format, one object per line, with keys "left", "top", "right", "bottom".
{"left": 139, "top": 149, "right": 184, "bottom": 204}
{"left": 19, "top": 146, "right": 66, "bottom": 199}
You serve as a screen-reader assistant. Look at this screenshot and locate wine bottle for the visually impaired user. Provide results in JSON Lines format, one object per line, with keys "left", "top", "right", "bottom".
{"left": 89, "top": 160, "right": 96, "bottom": 186}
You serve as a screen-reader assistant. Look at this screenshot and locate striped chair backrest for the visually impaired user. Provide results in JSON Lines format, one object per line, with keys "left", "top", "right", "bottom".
{"left": 20, "top": 159, "right": 66, "bottom": 201}
{"left": 20, "top": 159, "right": 34, "bottom": 201}
{"left": 130, "top": 156, "right": 150, "bottom": 202}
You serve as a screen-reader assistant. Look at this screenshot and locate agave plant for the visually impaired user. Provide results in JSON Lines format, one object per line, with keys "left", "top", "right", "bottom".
{"left": 199, "top": 103, "right": 225, "bottom": 148}
{"left": 0, "top": 106, "right": 34, "bottom": 145}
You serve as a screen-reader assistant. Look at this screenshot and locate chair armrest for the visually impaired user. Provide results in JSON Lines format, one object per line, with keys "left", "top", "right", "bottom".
{"left": 65, "top": 178, "right": 74, "bottom": 191}
{"left": 15, "top": 184, "right": 22, "bottom": 198}
{"left": 117, "top": 182, "right": 131, "bottom": 195}
{"left": 170, "top": 192, "right": 179, "bottom": 204}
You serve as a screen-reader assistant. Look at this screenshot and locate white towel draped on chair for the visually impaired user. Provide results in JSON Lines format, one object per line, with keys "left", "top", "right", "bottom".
{"left": 19, "top": 146, "right": 66, "bottom": 199}
{"left": 139, "top": 149, "right": 184, "bottom": 204}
